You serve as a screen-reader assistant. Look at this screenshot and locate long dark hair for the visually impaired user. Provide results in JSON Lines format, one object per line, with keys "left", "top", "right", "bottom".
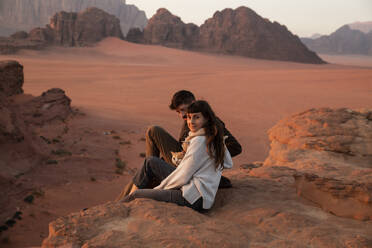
{"left": 187, "top": 100, "right": 225, "bottom": 169}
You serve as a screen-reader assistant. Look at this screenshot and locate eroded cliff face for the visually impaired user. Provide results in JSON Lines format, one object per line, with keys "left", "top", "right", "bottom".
{"left": 0, "top": 0, "right": 147, "bottom": 36}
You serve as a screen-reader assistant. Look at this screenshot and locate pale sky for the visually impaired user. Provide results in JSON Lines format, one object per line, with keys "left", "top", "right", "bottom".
{"left": 127, "top": 0, "right": 372, "bottom": 37}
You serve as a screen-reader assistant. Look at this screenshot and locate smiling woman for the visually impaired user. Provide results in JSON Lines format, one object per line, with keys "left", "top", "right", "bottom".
{"left": 127, "top": 0, "right": 372, "bottom": 37}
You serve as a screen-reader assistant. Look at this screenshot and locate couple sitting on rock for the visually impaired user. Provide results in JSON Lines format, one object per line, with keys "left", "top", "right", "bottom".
{"left": 117, "top": 90, "right": 242, "bottom": 211}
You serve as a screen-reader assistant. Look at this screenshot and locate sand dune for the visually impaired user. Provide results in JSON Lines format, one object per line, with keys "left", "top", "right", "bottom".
{"left": 3, "top": 37, "right": 372, "bottom": 164}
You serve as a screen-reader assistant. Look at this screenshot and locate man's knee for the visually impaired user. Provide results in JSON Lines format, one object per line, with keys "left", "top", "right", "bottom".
{"left": 146, "top": 125, "right": 164, "bottom": 139}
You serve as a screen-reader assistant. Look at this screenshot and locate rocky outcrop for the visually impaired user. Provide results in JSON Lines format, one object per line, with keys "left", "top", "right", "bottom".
{"left": 0, "top": 61, "right": 24, "bottom": 96}
{"left": 0, "top": 7, "right": 124, "bottom": 54}
{"left": 0, "top": 60, "right": 73, "bottom": 233}
{"left": 264, "top": 108, "right": 372, "bottom": 183}
{"left": 142, "top": 8, "right": 199, "bottom": 49}
{"left": 45, "top": 7, "right": 124, "bottom": 46}
{"left": 301, "top": 25, "right": 372, "bottom": 55}
{"left": 18, "top": 88, "right": 72, "bottom": 126}
{"left": 41, "top": 168, "right": 372, "bottom": 247}
{"left": 294, "top": 173, "right": 372, "bottom": 221}
{"left": 131, "top": 7, "right": 325, "bottom": 64}
{"left": 0, "top": 60, "right": 72, "bottom": 176}
{"left": 0, "top": 0, "right": 147, "bottom": 36}
{"left": 197, "top": 7, "right": 324, "bottom": 63}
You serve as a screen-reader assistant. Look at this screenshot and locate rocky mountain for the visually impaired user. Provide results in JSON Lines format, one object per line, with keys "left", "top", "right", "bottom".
{"left": 127, "top": 7, "right": 325, "bottom": 64}
{"left": 0, "top": 0, "right": 147, "bottom": 36}
{"left": 348, "top": 21, "right": 372, "bottom": 34}
{"left": 0, "top": 8, "right": 123, "bottom": 54}
{"left": 198, "top": 7, "right": 324, "bottom": 63}
{"left": 41, "top": 107, "right": 372, "bottom": 247}
{"left": 301, "top": 25, "right": 372, "bottom": 55}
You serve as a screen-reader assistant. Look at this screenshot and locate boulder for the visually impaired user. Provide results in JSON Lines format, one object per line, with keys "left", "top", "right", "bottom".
{"left": 18, "top": 88, "right": 72, "bottom": 126}
{"left": 0, "top": 60, "right": 24, "bottom": 96}
{"left": 294, "top": 173, "right": 372, "bottom": 221}
{"left": 264, "top": 108, "right": 372, "bottom": 183}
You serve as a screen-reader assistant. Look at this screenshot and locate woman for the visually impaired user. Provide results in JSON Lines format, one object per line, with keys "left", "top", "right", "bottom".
{"left": 122, "top": 100, "right": 233, "bottom": 211}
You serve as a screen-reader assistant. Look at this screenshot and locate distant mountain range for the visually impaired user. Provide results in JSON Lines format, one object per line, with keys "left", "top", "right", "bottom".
{"left": 302, "top": 21, "right": 372, "bottom": 56}
{"left": 127, "top": 7, "right": 325, "bottom": 64}
{"left": 0, "top": 0, "right": 147, "bottom": 36}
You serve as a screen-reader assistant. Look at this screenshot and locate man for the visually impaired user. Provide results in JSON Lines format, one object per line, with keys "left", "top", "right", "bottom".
{"left": 116, "top": 90, "right": 242, "bottom": 200}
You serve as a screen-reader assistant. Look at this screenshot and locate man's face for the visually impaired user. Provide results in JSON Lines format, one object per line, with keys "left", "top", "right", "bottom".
{"left": 176, "top": 103, "right": 190, "bottom": 120}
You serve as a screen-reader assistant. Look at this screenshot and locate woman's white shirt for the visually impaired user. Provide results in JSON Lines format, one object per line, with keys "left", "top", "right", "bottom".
{"left": 154, "top": 136, "right": 233, "bottom": 209}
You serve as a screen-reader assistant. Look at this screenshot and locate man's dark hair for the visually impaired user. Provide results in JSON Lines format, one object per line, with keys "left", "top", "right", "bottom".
{"left": 169, "top": 90, "right": 195, "bottom": 110}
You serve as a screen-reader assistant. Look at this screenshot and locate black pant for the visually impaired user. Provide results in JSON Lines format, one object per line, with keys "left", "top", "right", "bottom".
{"left": 123, "top": 156, "right": 203, "bottom": 211}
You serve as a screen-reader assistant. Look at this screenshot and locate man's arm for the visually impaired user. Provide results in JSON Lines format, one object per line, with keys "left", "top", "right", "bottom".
{"left": 217, "top": 118, "right": 242, "bottom": 157}
{"left": 178, "top": 121, "right": 189, "bottom": 143}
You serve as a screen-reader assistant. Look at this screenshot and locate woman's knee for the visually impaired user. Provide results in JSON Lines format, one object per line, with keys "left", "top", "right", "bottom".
{"left": 145, "top": 156, "right": 163, "bottom": 168}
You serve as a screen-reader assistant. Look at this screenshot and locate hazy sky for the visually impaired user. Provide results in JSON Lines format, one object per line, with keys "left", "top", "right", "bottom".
{"left": 127, "top": 0, "right": 372, "bottom": 37}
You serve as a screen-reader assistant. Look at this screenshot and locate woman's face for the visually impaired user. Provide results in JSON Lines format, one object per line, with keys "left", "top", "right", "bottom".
{"left": 187, "top": 112, "right": 207, "bottom": 132}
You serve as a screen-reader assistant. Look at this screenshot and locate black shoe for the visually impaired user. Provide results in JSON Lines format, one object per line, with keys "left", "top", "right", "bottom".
{"left": 219, "top": 176, "right": 232, "bottom": 188}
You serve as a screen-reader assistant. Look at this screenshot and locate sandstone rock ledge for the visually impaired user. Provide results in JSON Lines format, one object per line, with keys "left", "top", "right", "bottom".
{"left": 42, "top": 166, "right": 372, "bottom": 248}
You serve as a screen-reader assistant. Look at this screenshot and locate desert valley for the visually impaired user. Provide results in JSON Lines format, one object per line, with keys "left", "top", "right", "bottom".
{"left": 0, "top": 2, "right": 371, "bottom": 248}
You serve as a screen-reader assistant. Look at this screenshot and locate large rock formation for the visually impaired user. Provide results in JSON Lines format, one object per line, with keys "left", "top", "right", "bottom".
{"left": 0, "top": 0, "right": 147, "bottom": 36}
{"left": 43, "top": 7, "right": 124, "bottom": 46}
{"left": 142, "top": 8, "right": 199, "bottom": 49}
{"left": 264, "top": 108, "right": 372, "bottom": 183}
{"left": 0, "top": 7, "right": 124, "bottom": 53}
{"left": 301, "top": 25, "right": 372, "bottom": 56}
{"left": 129, "top": 7, "right": 325, "bottom": 64}
{"left": 197, "top": 7, "right": 324, "bottom": 63}
{"left": 41, "top": 108, "right": 372, "bottom": 247}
